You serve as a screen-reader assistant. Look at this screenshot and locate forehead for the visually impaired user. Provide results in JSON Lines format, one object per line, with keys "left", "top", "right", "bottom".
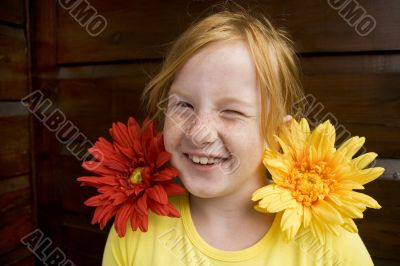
{"left": 170, "top": 40, "right": 260, "bottom": 106}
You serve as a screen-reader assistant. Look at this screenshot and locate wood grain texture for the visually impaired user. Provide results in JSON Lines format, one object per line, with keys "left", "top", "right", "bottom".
{"left": 62, "top": 213, "right": 109, "bottom": 261}
{"left": 0, "top": 0, "right": 25, "bottom": 25}
{"left": 0, "top": 24, "right": 28, "bottom": 100}
{"left": 0, "top": 114, "right": 30, "bottom": 179}
{"left": 357, "top": 180, "right": 400, "bottom": 261}
{"left": 56, "top": 0, "right": 400, "bottom": 64}
{"left": 261, "top": 0, "right": 400, "bottom": 53}
{"left": 300, "top": 55, "right": 400, "bottom": 158}
{"left": 56, "top": 63, "right": 158, "bottom": 141}
{"left": 56, "top": 0, "right": 220, "bottom": 63}
{"left": 0, "top": 247, "right": 35, "bottom": 266}
{"left": 0, "top": 186, "right": 33, "bottom": 256}
{"left": 29, "top": 0, "right": 400, "bottom": 264}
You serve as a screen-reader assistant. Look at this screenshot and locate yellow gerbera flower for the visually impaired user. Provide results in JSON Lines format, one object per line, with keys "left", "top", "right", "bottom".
{"left": 252, "top": 118, "right": 384, "bottom": 244}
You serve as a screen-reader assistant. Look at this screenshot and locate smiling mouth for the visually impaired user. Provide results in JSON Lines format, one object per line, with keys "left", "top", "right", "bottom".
{"left": 183, "top": 153, "right": 230, "bottom": 166}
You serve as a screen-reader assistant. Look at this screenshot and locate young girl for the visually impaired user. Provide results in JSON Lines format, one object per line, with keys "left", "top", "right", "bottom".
{"left": 102, "top": 9, "right": 374, "bottom": 266}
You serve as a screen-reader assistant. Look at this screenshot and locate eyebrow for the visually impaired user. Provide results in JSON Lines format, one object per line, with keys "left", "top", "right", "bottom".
{"left": 217, "top": 96, "right": 254, "bottom": 109}
{"left": 170, "top": 90, "right": 254, "bottom": 109}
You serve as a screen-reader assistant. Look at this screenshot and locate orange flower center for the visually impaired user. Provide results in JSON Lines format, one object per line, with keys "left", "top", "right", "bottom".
{"left": 129, "top": 167, "right": 142, "bottom": 184}
{"left": 282, "top": 161, "right": 336, "bottom": 206}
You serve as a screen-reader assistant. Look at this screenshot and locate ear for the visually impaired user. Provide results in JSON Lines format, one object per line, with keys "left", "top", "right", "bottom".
{"left": 283, "top": 115, "right": 293, "bottom": 124}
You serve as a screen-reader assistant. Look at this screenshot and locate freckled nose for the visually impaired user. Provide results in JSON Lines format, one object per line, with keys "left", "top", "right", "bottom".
{"left": 186, "top": 113, "right": 218, "bottom": 147}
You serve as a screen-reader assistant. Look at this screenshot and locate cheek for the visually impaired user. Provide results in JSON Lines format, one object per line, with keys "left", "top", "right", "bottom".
{"left": 223, "top": 122, "right": 264, "bottom": 159}
{"left": 163, "top": 117, "right": 181, "bottom": 153}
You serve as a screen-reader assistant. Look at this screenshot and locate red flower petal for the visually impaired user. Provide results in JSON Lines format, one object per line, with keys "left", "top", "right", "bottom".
{"left": 115, "top": 203, "right": 135, "bottom": 237}
{"left": 130, "top": 210, "right": 148, "bottom": 232}
{"left": 146, "top": 185, "right": 168, "bottom": 204}
{"left": 77, "top": 176, "right": 118, "bottom": 187}
{"left": 110, "top": 122, "right": 130, "bottom": 147}
{"left": 148, "top": 200, "right": 180, "bottom": 217}
{"left": 77, "top": 117, "right": 186, "bottom": 237}
{"left": 162, "top": 182, "right": 186, "bottom": 196}
{"left": 82, "top": 161, "right": 120, "bottom": 176}
{"left": 156, "top": 151, "right": 171, "bottom": 168}
{"left": 127, "top": 117, "right": 142, "bottom": 147}
{"left": 135, "top": 193, "right": 148, "bottom": 216}
{"left": 84, "top": 194, "right": 108, "bottom": 206}
{"left": 99, "top": 204, "right": 118, "bottom": 229}
{"left": 153, "top": 167, "right": 179, "bottom": 182}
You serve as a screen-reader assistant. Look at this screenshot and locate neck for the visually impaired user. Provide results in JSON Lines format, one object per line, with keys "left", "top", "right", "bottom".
{"left": 188, "top": 174, "right": 274, "bottom": 251}
{"left": 189, "top": 177, "right": 266, "bottom": 220}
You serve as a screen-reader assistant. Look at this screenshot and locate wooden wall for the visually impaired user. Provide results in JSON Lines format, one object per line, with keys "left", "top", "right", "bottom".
{"left": 0, "top": 0, "right": 37, "bottom": 265}
{"left": 25, "top": 0, "right": 400, "bottom": 265}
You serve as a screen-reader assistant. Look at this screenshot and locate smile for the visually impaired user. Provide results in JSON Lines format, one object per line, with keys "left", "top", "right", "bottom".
{"left": 183, "top": 153, "right": 230, "bottom": 166}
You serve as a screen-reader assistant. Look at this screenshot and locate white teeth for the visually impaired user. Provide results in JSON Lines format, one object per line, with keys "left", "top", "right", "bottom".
{"left": 200, "top": 157, "right": 208, "bottom": 164}
{"left": 189, "top": 154, "right": 221, "bottom": 165}
{"left": 192, "top": 155, "right": 200, "bottom": 163}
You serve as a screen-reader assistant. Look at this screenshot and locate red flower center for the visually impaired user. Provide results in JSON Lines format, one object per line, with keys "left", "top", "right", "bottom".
{"left": 129, "top": 167, "right": 142, "bottom": 184}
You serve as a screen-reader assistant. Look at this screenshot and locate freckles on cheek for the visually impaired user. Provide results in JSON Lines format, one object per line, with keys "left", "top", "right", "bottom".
{"left": 162, "top": 120, "right": 173, "bottom": 152}
{"left": 163, "top": 119, "right": 180, "bottom": 153}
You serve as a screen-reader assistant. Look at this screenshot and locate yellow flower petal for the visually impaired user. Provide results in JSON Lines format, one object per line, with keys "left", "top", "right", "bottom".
{"left": 299, "top": 118, "right": 310, "bottom": 137}
{"left": 337, "top": 136, "right": 365, "bottom": 160}
{"left": 352, "top": 152, "right": 377, "bottom": 170}
{"left": 303, "top": 206, "right": 312, "bottom": 228}
{"left": 310, "top": 120, "right": 336, "bottom": 161}
{"left": 327, "top": 194, "right": 343, "bottom": 206}
{"left": 259, "top": 190, "right": 296, "bottom": 213}
{"left": 252, "top": 185, "right": 280, "bottom": 201}
{"left": 254, "top": 205, "right": 268, "bottom": 213}
{"left": 281, "top": 206, "right": 302, "bottom": 240}
{"left": 311, "top": 200, "right": 344, "bottom": 225}
{"left": 334, "top": 198, "right": 365, "bottom": 219}
{"left": 342, "top": 218, "right": 358, "bottom": 233}
{"left": 310, "top": 217, "right": 326, "bottom": 244}
{"left": 253, "top": 117, "right": 383, "bottom": 243}
{"left": 349, "top": 191, "right": 381, "bottom": 209}
{"left": 342, "top": 167, "right": 384, "bottom": 185}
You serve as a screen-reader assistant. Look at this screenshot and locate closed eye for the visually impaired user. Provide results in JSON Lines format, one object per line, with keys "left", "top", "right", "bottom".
{"left": 177, "top": 101, "right": 193, "bottom": 109}
{"left": 223, "top": 110, "right": 245, "bottom": 116}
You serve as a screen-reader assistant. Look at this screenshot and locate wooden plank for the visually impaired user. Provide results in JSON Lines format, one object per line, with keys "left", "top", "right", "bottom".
{"left": 0, "top": 175, "right": 30, "bottom": 194}
{"left": 261, "top": 0, "right": 400, "bottom": 53}
{"left": 56, "top": 0, "right": 400, "bottom": 64}
{"left": 56, "top": 63, "right": 157, "bottom": 142}
{"left": 62, "top": 246, "right": 102, "bottom": 266}
{"left": 302, "top": 73, "right": 400, "bottom": 126}
{"left": 300, "top": 54, "right": 400, "bottom": 73}
{"left": 299, "top": 55, "right": 400, "bottom": 158}
{"left": 30, "top": 0, "right": 57, "bottom": 69}
{"left": 356, "top": 179, "right": 400, "bottom": 261}
{"left": 0, "top": 113, "right": 30, "bottom": 179}
{"left": 361, "top": 179, "right": 400, "bottom": 222}
{"left": 0, "top": 24, "right": 28, "bottom": 100}
{"left": 62, "top": 213, "right": 109, "bottom": 254}
{"left": 0, "top": 186, "right": 33, "bottom": 256}
{"left": 56, "top": 0, "right": 215, "bottom": 63}
{"left": 358, "top": 220, "right": 400, "bottom": 261}
{"left": 343, "top": 123, "right": 400, "bottom": 158}
{"left": 0, "top": 0, "right": 25, "bottom": 26}
{"left": 0, "top": 247, "right": 35, "bottom": 266}
{"left": 59, "top": 154, "right": 98, "bottom": 214}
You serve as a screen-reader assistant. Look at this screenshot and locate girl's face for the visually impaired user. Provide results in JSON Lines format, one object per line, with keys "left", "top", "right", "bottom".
{"left": 163, "top": 40, "right": 266, "bottom": 198}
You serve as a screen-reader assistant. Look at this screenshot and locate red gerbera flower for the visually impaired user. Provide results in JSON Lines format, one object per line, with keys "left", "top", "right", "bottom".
{"left": 77, "top": 117, "right": 185, "bottom": 237}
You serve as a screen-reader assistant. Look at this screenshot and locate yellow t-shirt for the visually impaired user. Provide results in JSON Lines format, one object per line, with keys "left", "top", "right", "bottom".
{"left": 102, "top": 194, "right": 373, "bottom": 266}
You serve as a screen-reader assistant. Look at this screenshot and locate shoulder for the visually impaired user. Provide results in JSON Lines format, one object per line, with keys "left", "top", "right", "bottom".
{"left": 102, "top": 194, "right": 187, "bottom": 265}
{"left": 107, "top": 193, "right": 186, "bottom": 240}
{"left": 331, "top": 229, "right": 374, "bottom": 266}
{"left": 294, "top": 227, "right": 373, "bottom": 266}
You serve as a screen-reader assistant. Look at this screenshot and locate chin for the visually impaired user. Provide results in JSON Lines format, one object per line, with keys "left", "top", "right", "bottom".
{"left": 180, "top": 174, "right": 227, "bottom": 199}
